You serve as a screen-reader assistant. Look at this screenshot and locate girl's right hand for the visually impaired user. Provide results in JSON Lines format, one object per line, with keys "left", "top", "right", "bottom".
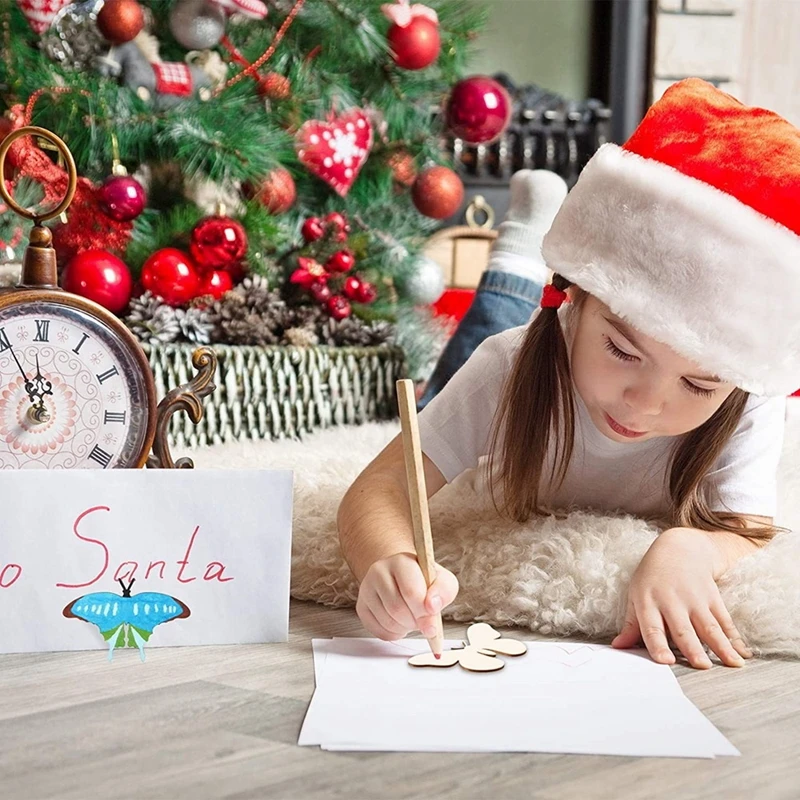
{"left": 356, "top": 553, "right": 459, "bottom": 641}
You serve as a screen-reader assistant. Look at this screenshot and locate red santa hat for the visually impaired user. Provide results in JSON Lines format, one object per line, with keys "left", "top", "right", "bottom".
{"left": 542, "top": 78, "right": 800, "bottom": 396}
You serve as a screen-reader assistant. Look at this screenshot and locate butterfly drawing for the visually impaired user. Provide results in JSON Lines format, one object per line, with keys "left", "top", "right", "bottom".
{"left": 63, "top": 578, "right": 190, "bottom": 662}
{"left": 408, "top": 623, "right": 527, "bottom": 672}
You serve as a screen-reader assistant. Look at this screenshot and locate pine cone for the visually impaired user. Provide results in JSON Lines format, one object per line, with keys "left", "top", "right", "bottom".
{"left": 177, "top": 306, "right": 212, "bottom": 345}
{"left": 319, "top": 316, "right": 394, "bottom": 347}
{"left": 282, "top": 326, "right": 320, "bottom": 347}
{"left": 125, "top": 292, "right": 181, "bottom": 345}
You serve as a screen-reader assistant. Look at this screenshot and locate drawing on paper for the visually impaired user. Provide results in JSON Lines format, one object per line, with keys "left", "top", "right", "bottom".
{"left": 408, "top": 623, "right": 527, "bottom": 672}
{"left": 63, "top": 578, "right": 190, "bottom": 662}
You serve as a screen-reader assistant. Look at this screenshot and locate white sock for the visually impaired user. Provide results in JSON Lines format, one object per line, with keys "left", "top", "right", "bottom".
{"left": 488, "top": 170, "right": 568, "bottom": 284}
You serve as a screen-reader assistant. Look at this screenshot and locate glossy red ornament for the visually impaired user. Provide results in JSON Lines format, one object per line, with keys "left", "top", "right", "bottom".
{"left": 301, "top": 216, "right": 325, "bottom": 242}
{"left": 325, "top": 249, "right": 356, "bottom": 274}
{"left": 141, "top": 248, "right": 200, "bottom": 306}
{"left": 197, "top": 269, "right": 233, "bottom": 300}
{"left": 309, "top": 280, "right": 332, "bottom": 303}
{"left": 326, "top": 294, "right": 351, "bottom": 320}
{"left": 446, "top": 75, "right": 513, "bottom": 145}
{"left": 250, "top": 167, "right": 296, "bottom": 214}
{"left": 189, "top": 215, "right": 248, "bottom": 272}
{"left": 61, "top": 249, "right": 133, "bottom": 314}
{"left": 411, "top": 165, "right": 464, "bottom": 219}
{"left": 97, "top": 0, "right": 144, "bottom": 43}
{"left": 98, "top": 174, "right": 146, "bottom": 222}
{"left": 355, "top": 280, "right": 377, "bottom": 304}
{"left": 342, "top": 275, "right": 362, "bottom": 300}
{"left": 387, "top": 16, "right": 440, "bottom": 70}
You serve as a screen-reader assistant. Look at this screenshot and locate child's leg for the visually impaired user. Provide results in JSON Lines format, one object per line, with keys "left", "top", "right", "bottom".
{"left": 418, "top": 170, "right": 567, "bottom": 409}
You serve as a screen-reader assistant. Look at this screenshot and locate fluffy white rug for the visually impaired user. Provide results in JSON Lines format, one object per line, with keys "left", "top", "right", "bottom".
{"left": 190, "top": 402, "right": 800, "bottom": 658}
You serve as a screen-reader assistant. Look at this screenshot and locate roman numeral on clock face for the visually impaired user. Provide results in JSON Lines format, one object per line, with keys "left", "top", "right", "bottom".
{"left": 73, "top": 333, "right": 89, "bottom": 355}
{"left": 34, "top": 320, "right": 50, "bottom": 342}
{"left": 96, "top": 366, "right": 119, "bottom": 384}
{"left": 104, "top": 410, "right": 126, "bottom": 425}
{"left": 0, "top": 328, "right": 10, "bottom": 352}
{"left": 88, "top": 444, "right": 113, "bottom": 468}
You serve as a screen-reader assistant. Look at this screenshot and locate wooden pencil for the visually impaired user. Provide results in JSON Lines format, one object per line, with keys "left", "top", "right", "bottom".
{"left": 396, "top": 378, "right": 444, "bottom": 658}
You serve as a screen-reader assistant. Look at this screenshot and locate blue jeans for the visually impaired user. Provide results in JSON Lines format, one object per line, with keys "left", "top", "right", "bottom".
{"left": 418, "top": 270, "right": 544, "bottom": 409}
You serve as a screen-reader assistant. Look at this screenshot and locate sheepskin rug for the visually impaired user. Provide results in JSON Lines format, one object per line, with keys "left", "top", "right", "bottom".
{"left": 190, "top": 402, "right": 800, "bottom": 658}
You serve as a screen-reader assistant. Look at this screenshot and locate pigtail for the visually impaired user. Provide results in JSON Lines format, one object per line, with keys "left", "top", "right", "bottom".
{"left": 487, "top": 273, "right": 577, "bottom": 522}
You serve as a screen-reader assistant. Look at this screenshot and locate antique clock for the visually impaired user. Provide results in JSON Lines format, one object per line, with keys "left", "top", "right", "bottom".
{"left": 0, "top": 126, "right": 216, "bottom": 469}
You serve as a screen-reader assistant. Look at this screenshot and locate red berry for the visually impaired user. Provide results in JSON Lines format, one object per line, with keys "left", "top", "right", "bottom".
{"left": 355, "top": 280, "right": 377, "bottom": 304}
{"left": 325, "top": 249, "right": 356, "bottom": 274}
{"left": 302, "top": 217, "right": 325, "bottom": 242}
{"left": 342, "top": 275, "right": 362, "bottom": 300}
{"left": 326, "top": 294, "right": 351, "bottom": 320}
{"left": 325, "top": 211, "right": 348, "bottom": 231}
{"left": 310, "top": 280, "right": 332, "bottom": 303}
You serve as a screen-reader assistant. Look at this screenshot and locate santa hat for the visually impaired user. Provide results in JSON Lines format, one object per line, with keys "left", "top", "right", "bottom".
{"left": 541, "top": 78, "right": 800, "bottom": 397}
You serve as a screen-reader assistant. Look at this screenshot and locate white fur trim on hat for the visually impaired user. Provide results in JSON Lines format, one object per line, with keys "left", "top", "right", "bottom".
{"left": 541, "top": 143, "right": 800, "bottom": 396}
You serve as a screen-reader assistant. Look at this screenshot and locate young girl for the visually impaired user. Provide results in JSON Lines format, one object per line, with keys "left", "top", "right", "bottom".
{"left": 337, "top": 78, "right": 798, "bottom": 670}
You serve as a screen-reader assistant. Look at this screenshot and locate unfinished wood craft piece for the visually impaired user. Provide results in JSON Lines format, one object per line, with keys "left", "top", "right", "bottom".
{"left": 408, "top": 623, "right": 527, "bottom": 672}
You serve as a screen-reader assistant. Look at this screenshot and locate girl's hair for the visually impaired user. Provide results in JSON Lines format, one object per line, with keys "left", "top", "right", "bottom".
{"left": 487, "top": 273, "right": 782, "bottom": 540}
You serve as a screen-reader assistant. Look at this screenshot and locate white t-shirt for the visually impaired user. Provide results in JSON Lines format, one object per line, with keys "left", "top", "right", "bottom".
{"left": 418, "top": 308, "right": 786, "bottom": 520}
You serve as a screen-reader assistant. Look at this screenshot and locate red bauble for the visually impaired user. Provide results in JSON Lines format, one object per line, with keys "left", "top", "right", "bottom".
{"left": 97, "top": 0, "right": 144, "bottom": 44}
{"left": 250, "top": 167, "right": 296, "bottom": 214}
{"left": 387, "top": 17, "right": 440, "bottom": 70}
{"left": 98, "top": 174, "right": 146, "bottom": 222}
{"left": 197, "top": 269, "right": 233, "bottom": 300}
{"left": 309, "top": 280, "right": 332, "bottom": 303}
{"left": 446, "top": 75, "right": 513, "bottom": 145}
{"left": 257, "top": 72, "right": 291, "bottom": 101}
{"left": 411, "top": 166, "right": 464, "bottom": 219}
{"left": 355, "top": 280, "right": 377, "bottom": 304}
{"left": 325, "top": 249, "right": 356, "bottom": 274}
{"left": 189, "top": 215, "right": 248, "bottom": 272}
{"left": 302, "top": 216, "right": 325, "bottom": 242}
{"left": 61, "top": 249, "right": 133, "bottom": 314}
{"left": 342, "top": 275, "right": 362, "bottom": 300}
{"left": 141, "top": 248, "right": 200, "bottom": 306}
{"left": 326, "top": 294, "right": 351, "bottom": 320}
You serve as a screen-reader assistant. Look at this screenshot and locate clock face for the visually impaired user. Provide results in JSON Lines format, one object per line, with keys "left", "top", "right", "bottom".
{"left": 0, "top": 299, "right": 152, "bottom": 469}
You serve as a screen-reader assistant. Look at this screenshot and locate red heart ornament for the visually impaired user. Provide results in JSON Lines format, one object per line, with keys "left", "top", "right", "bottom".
{"left": 16, "top": 0, "right": 70, "bottom": 34}
{"left": 295, "top": 109, "right": 373, "bottom": 197}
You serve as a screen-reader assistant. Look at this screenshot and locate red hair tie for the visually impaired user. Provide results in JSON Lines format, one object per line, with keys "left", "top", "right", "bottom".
{"left": 541, "top": 283, "right": 568, "bottom": 309}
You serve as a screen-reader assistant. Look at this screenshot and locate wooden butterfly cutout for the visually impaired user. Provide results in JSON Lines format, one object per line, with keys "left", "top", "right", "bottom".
{"left": 408, "top": 623, "right": 527, "bottom": 672}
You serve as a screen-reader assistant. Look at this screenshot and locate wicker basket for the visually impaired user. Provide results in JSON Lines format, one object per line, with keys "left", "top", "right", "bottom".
{"left": 142, "top": 341, "right": 407, "bottom": 448}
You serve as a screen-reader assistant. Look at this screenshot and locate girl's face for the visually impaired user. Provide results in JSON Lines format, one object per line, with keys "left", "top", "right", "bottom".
{"left": 569, "top": 294, "right": 736, "bottom": 442}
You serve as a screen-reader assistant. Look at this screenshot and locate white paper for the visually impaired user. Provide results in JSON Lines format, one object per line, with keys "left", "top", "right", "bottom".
{"left": 299, "top": 637, "right": 739, "bottom": 757}
{"left": 0, "top": 469, "right": 293, "bottom": 654}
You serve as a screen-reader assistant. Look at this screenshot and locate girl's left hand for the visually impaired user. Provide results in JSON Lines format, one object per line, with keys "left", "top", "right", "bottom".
{"left": 611, "top": 527, "right": 753, "bottom": 669}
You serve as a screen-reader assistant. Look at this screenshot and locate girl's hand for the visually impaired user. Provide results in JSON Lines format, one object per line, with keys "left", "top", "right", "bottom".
{"left": 356, "top": 553, "right": 459, "bottom": 641}
{"left": 611, "top": 528, "right": 753, "bottom": 669}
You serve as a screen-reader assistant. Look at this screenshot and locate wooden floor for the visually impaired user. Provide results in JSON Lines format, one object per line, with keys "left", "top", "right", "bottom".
{"left": 1, "top": 600, "right": 798, "bottom": 800}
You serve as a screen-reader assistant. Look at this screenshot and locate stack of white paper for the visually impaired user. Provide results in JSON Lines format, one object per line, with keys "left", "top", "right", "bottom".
{"left": 298, "top": 637, "right": 740, "bottom": 757}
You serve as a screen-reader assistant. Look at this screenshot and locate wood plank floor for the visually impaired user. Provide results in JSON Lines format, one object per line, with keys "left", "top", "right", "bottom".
{"left": 1, "top": 599, "right": 798, "bottom": 800}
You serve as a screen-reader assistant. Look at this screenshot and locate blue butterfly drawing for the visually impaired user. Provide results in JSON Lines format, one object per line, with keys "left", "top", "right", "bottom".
{"left": 63, "top": 578, "right": 191, "bottom": 661}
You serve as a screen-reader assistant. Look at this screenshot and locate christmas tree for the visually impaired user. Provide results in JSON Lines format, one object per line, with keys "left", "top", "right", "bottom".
{"left": 0, "top": 0, "right": 486, "bottom": 378}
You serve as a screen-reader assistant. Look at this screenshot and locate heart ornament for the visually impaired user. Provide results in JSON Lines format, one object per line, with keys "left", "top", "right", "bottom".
{"left": 16, "top": 0, "right": 70, "bottom": 34}
{"left": 295, "top": 108, "right": 373, "bottom": 197}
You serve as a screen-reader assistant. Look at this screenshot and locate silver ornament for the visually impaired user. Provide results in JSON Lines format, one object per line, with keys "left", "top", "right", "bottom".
{"left": 41, "top": 0, "right": 106, "bottom": 72}
{"left": 169, "top": 0, "right": 226, "bottom": 50}
{"left": 405, "top": 256, "right": 446, "bottom": 305}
